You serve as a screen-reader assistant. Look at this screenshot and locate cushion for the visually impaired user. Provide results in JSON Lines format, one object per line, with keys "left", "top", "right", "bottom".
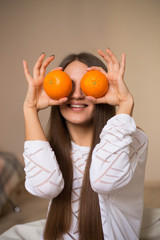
{"left": 0, "top": 152, "right": 24, "bottom": 215}
{"left": 0, "top": 219, "right": 45, "bottom": 240}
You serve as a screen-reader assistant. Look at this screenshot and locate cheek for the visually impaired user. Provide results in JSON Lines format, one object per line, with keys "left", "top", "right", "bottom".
{"left": 88, "top": 104, "right": 95, "bottom": 116}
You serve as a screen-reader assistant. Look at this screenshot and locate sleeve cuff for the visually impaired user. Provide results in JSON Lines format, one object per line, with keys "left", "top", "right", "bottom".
{"left": 24, "top": 140, "right": 51, "bottom": 149}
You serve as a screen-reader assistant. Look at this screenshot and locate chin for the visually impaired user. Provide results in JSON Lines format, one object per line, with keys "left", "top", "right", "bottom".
{"left": 66, "top": 116, "right": 94, "bottom": 127}
{"left": 60, "top": 104, "right": 95, "bottom": 127}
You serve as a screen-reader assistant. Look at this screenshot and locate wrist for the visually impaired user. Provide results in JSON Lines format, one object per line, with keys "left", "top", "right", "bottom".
{"left": 23, "top": 103, "right": 38, "bottom": 114}
{"left": 23, "top": 103, "right": 47, "bottom": 141}
{"left": 116, "top": 95, "right": 134, "bottom": 116}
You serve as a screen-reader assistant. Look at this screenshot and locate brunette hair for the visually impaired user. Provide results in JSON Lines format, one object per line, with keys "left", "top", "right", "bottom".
{"left": 43, "top": 52, "right": 115, "bottom": 240}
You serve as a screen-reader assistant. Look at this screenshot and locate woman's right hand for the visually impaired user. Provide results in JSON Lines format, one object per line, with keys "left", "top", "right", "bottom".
{"left": 23, "top": 53, "right": 68, "bottom": 111}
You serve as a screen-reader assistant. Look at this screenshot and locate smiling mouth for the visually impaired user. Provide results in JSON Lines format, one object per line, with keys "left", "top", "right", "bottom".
{"left": 68, "top": 104, "right": 88, "bottom": 108}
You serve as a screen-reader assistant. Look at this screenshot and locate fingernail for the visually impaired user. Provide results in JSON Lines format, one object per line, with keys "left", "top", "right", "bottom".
{"left": 61, "top": 98, "right": 68, "bottom": 103}
{"left": 86, "top": 96, "right": 93, "bottom": 102}
{"left": 50, "top": 54, "right": 55, "bottom": 57}
{"left": 40, "top": 52, "right": 45, "bottom": 55}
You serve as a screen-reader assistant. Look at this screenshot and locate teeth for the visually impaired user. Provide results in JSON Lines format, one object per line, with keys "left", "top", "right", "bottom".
{"left": 70, "top": 104, "right": 86, "bottom": 108}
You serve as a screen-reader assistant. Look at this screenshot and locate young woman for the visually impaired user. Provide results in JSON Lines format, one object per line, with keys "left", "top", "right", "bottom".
{"left": 23, "top": 48, "right": 148, "bottom": 240}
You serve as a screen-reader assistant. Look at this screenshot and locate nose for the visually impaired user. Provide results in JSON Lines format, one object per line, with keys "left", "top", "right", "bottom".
{"left": 71, "top": 82, "right": 84, "bottom": 99}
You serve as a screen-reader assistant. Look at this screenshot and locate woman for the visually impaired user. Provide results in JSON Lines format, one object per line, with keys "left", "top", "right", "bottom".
{"left": 23, "top": 48, "right": 148, "bottom": 240}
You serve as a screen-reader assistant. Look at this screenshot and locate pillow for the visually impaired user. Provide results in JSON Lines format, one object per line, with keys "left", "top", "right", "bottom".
{"left": 0, "top": 151, "right": 24, "bottom": 214}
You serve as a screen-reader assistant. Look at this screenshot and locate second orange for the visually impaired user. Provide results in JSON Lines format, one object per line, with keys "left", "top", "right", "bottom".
{"left": 81, "top": 70, "right": 108, "bottom": 98}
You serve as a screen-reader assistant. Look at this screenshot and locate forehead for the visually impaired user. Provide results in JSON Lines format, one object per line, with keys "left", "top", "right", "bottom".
{"left": 64, "top": 61, "right": 88, "bottom": 80}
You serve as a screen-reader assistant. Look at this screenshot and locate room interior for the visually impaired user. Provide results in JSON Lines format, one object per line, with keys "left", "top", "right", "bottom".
{"left": 0, "top": 0, "right": 160, "bottom": 239}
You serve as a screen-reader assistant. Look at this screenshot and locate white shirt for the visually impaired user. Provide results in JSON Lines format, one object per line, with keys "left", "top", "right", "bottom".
{"left": 23, "top": 114, "right": 148, "bottom": 240}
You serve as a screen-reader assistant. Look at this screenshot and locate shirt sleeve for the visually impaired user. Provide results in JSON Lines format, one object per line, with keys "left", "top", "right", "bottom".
{"left": 90, "top": 114, "right": 148, "bottom": 194}
{"left": 23, "top": 140, "right": 64, "bottom": 199}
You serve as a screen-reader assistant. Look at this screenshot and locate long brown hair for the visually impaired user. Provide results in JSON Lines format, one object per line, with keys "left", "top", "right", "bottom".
{"left": 43, "top": 53, "right": 115, "bottom": 240}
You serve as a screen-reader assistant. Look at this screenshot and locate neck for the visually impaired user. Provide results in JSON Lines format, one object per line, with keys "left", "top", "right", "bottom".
{"left": 66, "top": 122, "right": 93, "bottom": 147}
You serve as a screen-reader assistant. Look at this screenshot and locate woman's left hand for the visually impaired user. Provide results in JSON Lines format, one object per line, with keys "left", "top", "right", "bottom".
{"left": 86, "top": 48, "right": 134, "bottom": 115}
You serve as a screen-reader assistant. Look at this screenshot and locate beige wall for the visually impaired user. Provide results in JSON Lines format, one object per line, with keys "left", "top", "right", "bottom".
{"left": 0, "top": 0, "right": 160, "bottom": 183}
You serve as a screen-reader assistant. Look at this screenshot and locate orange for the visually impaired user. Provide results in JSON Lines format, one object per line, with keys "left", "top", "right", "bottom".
{"left": 80, "top": 70, "right": 108, "bottom": 98}
{"left": 43, "top": 70, "right": 72, "bottom": 100}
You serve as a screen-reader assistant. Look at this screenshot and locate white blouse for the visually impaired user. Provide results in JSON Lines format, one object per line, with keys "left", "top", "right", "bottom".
{"left": 23, "top": 114, "right": 148, "bottom": 240}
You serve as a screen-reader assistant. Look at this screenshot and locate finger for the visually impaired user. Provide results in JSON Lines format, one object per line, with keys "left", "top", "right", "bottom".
{"left": 105, "top": 48, "right": 119, "bottom": 65}
{"left": 58, "top": 97, "right": 68, "bottom": 105}
{"left": 86, "top": 66, "right": 107, "bottom": 76}
{"left": 98, "top": 49, "right": 115, "bottom": 72}
{"left": 106, "top": 48, "right": 120, "bottom": 72}
{"left": 119, "top": 53, "right": 126, "bottom": 77}
{"left": 86, "top": 95, "right": 106, "bottom": 104}
{"left": 86, "top": 96, "right": 97, "bottom": 103}
{"left": 23, "top": 60, "right": 32, "bottom": 83}
{"left": 49, "top": 97, "right": 68, "bottom": 106}
{"left": 40, "top": 55, "right": 55, "bottom": 76}
{"left": 97, "top": 49, "right": 111, "bottom": 64}
{"left": 49, "top": 67, "right": 63, "bottom": 72}
{"left": 33, "top": 53, "right": 46, "bottom": 77}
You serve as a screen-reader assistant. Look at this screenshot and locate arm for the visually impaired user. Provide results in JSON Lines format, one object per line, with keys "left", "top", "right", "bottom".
{"left": 23, "top": 54, "right": 67, "bottom": 198}
{"left": 90, "top": 114, "right": 148, "bottom": 194}
{"left": 88, "top": 48, "right": 145, "bottom": 193}
{"left": 23, "top": 140, "right": 64, "bottom": 199}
